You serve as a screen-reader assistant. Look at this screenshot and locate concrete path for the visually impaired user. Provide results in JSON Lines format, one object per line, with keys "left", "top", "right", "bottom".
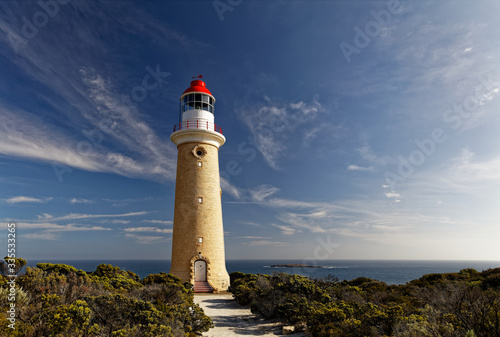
{"left": 194, "top": 293, "right": 307, "bottom": 336}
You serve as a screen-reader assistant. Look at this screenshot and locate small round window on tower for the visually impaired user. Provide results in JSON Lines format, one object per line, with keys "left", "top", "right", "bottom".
{"left": 192, "top": 145, "right": 207, "bottom": 159}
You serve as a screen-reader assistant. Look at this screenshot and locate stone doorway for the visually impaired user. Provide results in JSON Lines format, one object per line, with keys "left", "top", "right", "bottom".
{"left": 194, "top": 260, "right": 207, "bottom": 281}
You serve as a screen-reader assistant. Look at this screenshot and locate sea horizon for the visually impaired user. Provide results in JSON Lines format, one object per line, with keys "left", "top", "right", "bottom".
{"left": 24, "top": 259, "right": 500, "bottom": 285}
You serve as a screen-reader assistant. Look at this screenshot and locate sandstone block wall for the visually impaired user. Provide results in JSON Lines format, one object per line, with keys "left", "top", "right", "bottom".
{"left": 169, "top": 140, "right": 230, "bottom": 291}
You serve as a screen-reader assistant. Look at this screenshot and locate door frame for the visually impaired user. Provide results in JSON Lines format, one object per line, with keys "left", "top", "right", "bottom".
{"left": 189, "top": 255, "right": 212, "bottom": 285}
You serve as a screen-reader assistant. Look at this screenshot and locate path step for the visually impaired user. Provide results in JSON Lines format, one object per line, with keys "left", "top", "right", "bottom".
{"left": 194, "top": 281, "right": 213, "bottom": 293}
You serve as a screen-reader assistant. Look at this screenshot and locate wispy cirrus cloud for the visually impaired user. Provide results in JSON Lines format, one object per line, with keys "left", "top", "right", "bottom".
{"left": 0, "top": 107, "right": 101, "bottom": 171}
{"left": 220, "top": 177, "right": 242, "bottom": 199}
{"left": 244, "top": 240, "right": 287, "bottom": 246}
{"left": 8, "top": 212, "right": 145, "bottom": 240}
{"left": 446, "top": 148, "right": 500, "bottom": 183}
{"left": 357, "top": 145, "right": 386, "bottom": 166}
{"left": 78, "top": 67, "right": 178, "bottom": 180}
{"left": 238, "top": 96, "right": 331, "bottom": 170}
{"left": 5, "top": 196, "right": 52, "bottom": 204}
{"left": 22, "top": 233, "right": 58, "bottom": 240}
{"left": 103, "top": 197, "right": 155, "bottom": 206}
{"left": 0, "top": 74, "right": 177, "bottom": 183}
{"left": 15, "top": 222, "right": 111, "bottom": 232}
{"left": 142, "top": 220, "right": 173, "bottom": 225}
{"left": 398, "top": 148, "right": 500, "bottom": 200}
{"left": 238, "top": 221, "right": 263, "bottom": 227}
{"left": 347, "top": 164, "right": 374, "bottom": 172}
{"left": 50, "top": 223, "right": 111, "bottom": 232}
{"left": 228, "top": 181, "right": 473, "bottom": 248}
{"left": 124, "top": 227, "right": 172, "bottom": 233}
{"left": 69, "top": 198, "right": 93, "bottom": 204}
{"left": 0, "top": 2, "right": 183, "bottom": 184}
{"left": 16, "top": 222, "right": 111, "bottom": 240}
{"left": 271, "top": 224, "right": 296, "bottom": 235}
{"left": 236, "top": 236, "right": 271, "bottom": 239}
{"left": 125, "top": 233, "right": 168, "bottom": 244}
{"left": 249, "top": 184, "right": 280, "bottom": 202}
{"left": 384, "top": 192, "right": 401, "bottom": 202}
{"left": 36, "top": 211, "right": 149, "bottom": 222}
{"left": 110, "top": 220, "right": 130, "bottom": 224}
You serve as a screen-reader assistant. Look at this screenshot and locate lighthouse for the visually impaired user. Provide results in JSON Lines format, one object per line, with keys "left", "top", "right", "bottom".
{"left": 169, "top": 77, "right": 230, "bottom": 292}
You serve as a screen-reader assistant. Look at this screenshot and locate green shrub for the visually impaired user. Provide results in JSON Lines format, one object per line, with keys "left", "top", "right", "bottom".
{"left": 229, "top": 268, "right": 500, "bottom": 337}
{"left": 0, "top": 262, "right": 212, "bottom": 336}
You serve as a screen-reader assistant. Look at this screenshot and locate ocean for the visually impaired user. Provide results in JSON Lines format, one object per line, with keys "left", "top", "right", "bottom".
{"left": 25, "top": 259, "right": 500, "bottom": 285}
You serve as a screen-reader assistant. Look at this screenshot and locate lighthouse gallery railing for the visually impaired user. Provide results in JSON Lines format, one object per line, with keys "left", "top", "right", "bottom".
{"left": 173, "top": 120, "right": 223, "bottom": 134}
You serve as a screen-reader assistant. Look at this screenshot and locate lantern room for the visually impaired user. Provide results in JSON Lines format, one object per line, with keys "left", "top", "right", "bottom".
{"left": 181, "top": 92, "right": 215, "bottom": 114}
{"left": 179, "top": 79, "right": 216, "bottom": 122}
{"left": 173, "top": 78, "right": 222, "bottom": 134}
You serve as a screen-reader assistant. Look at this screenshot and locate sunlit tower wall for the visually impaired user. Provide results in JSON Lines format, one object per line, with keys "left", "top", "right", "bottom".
{"left": 169, "top": 78, "right": 229, "bottom": 292}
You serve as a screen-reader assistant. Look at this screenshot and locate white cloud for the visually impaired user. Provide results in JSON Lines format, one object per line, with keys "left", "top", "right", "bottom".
{"left": 220, "top": 177, "right": 242, "bottom": 199}
{"left": 13, "top": 222, "right": 111, "bottom": 231}
{"left": 78, "top": 68, "right": 178, "bottom": 179}
{"left": 125, "top": 233, "right": 167, "bottom": 244}
{"left": 124, "top": 227, "right": 172, "bottom": 233}
{"left": 271, "top": 224, "right": 297, "bottom": 235}
{"left": 277, "top": 212, "right": 329, "bottom": 233}
{"left": 5, "top": 196, "right": 51, "bottom": 204}
{"left": 12, "top": 222, "right": 59, "bottom": 229}
{"left": 234, "top": 188, "right": 470, "bottom": 246}
{"left": 22, "top": 233, "right": 58, "bottom": 240}
{"left": 385, "top": 192, "right": 401, "bottom": 199}
{"left": 0, "top": 107, "right": 112, "bottom": 174}
{"left": 103, "top": 197, "right": 154, "bottom": 203}
{"left": 0, "top": 2, "right": 194, "bottom": 184}
{"left": 69, "top": 198, "right": 93, "bottom": 204}
{"left": 238, "top": 96, "right": 329, "bottom": 169}
{"left": 238, "top": 221, "right": 262, "bottom": 227}
{"left": 37, "top": 213, "right": 53, "bottom": 220}
{"left": 447, "top": 149, "right": 500, "bottom": 183}
{"left": 357, "top": 145, "right": 385, "bottom": 165}
{"left": 244, "top": 240, "right": 287, "bottom": 246}
{"left": 266, "top": 198, "right": 326, "bottom": 209}
{"left": 142, "top": 220, "right": 173, "bottom": 225}
{"left": 221, "top": 184, "right": 280, "bottom": 202}
{"left": 111, "top": 220, "right": 130, "bottom": 224}
{"left": 347, "top": 164, "right": 374, "bottom": 172}
{"left": 1, "top": 212, "right": 148, "bottom": 243}
{"left": 236, "top": 236, "right": 271, "bottom": 239}
{"left": 0, "top": 68, "right": 177, "bottom": 184}
{"left": 46, "top": 211, "right": 149, "bottom": 221}
{"left": 249, "top": 184, "right": 280, "bottom": 202}
{"left": 51, "top": 224, "right": 112, "bottom": 232}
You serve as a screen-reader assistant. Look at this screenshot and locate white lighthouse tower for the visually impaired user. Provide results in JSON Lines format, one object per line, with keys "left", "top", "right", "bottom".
{"left": 169, "top": 77, "right": 230, "bottom": 292}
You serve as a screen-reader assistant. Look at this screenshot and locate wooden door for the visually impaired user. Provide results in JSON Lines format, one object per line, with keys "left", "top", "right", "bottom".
{"left": 194, "top": 260, "right": 206, "bottom": 281}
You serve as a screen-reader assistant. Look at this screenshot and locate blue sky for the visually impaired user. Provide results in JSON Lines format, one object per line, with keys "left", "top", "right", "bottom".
{"left": 1, "top": 0, "right": 499, "bottom": 260}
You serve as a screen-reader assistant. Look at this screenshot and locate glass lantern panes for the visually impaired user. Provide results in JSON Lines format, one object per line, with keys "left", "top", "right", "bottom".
{"left": 181, "top": 93, "right": 215, "bottom": 114}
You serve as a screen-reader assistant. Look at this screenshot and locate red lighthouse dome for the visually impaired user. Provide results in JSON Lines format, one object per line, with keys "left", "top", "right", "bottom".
{"left": 183, "top": 79, "right": 212, "bottom": 95}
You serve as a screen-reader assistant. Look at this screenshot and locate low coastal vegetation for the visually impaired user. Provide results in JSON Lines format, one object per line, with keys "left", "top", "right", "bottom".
{"left": 0, "top": 258, "right": 212, "bottom": 336}
{"left": 2, "top": 258, "right": 499, "bottom": 336}
{"left": 230, "top": 268, "right": 500, "bottom": 337}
